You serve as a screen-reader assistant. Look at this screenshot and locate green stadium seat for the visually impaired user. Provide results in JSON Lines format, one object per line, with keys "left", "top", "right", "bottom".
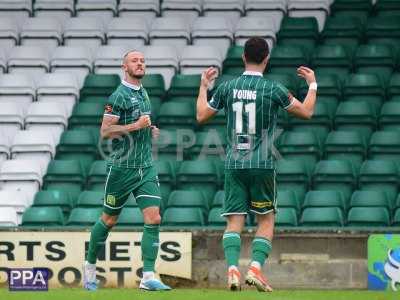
{"left": 358, "top": 160, "right": 399, "bottom": 203}
{"left": 303, "top": 191, "right": 346, "bottom": 211}
{"left": 275, "top": 207, "right": 298, "bottom": 227}
{"left": 80, "top": 74, "right": 120, "bottom": 99}
{"left": 162, "top": 207, "right": 205, "bottom": 227}
{"left": 300, "top": 207, "right": 344, "bottom": 227}
{"left": 266, "top": 73, "right": 298, "bottom": 96}
{"left": 379, "top": 102, "right": 400, "bottom": 131}
{"left": 277, "top": 108, "right": 288, "bottom": 129}
{"left": 312, "top": 45, "right": 352, "bottom": 78}
{"left": 350, "top": 190, "right": 391, "bottom": 211}
{"left": 333, "top": 11, "right": 369, "bottom": 26}
{"left": 125, "top": 194, "right": 138, "bottom": 208}
{"left": 324, "top": 131, "right": 366, "bottom": 171}
{"left": 153, "top": 129, "right": 181, "bottom": 160}
{"left": 87, "top": 160, "right": 107, "bottom": 191}
{"left": 43, "top": 160, "right": 85, "bottom": 203}
{"left": 213, "top": 74, "right": 236, "bottom": 90}
{"left": 347, "top": 207, "right": 390, "bottom": 227}
{"left": 168, "top": 74, "right": 201, "bottom": 98}
{"left": 332, "top": 0, "right": 372, "bottom": 12}
{"left": 66, "top": 207, "right": 102, "bottom": 226}
{"left": 141, "top": 74, "right": 165, "bottom": 98}
{"left": 116, "top": 207, "right": 144, "bottom": 227}
{"left": 366, "top": 17, "right": 400, "bottom": 47}
{"left": 388, "top": 74, "right": 400, "bottom": 101}
{"left": 177, "top": 159, "right": 219, "bottom": 193}
{"left": 343, "top": 74, "right": 385, "bottom": 110}
{"left": 269, "top": 45, "right": 308, "bottom": 75}
{"left": 321, "top": 17, "right": 363, "bottom": 55}
{"left": 376, "top": 0, "right": 400, "bottom": 15}
{"left": 288, "top": 102, "right": 333, "bottom": 143}
{"left": 32, "top": 190, "right": 72, "bottom": 214}
{"left": 198, "top": 110, "right": 226, "bottom": 132}
{"left": 142, "top": 74, "right": 166, "bottom": 119}
{"left": 190, "top": 130, "right": 226, "bottom": 160}
{"left": 212, "top": 190, "right": 224, "bottom": 207}
{"left": 76, "top": 191, "right": 103, "bottom": 208}
{"left": 277, "top": 17, "right": 319, "bottom": 53}
{"left": 277, "top": 190, "right": 300, "bottom": 213}
{"left": 208, "top": 207, "right": 226, "bottom": 227}
{"left": 335, "top": 101, "right": 377, "bottom": 138}
{"left": 298, "top": 74, "right": 341, "bottom": 112}
{"left": 393, "top": 208, "right": 400, "bottom": 226}
{"left": 56, "top": 129, "right": 98, "bottom": 174}
{"left": 154, "top": 160, "right": 175, "bottom": 202}
{"left": 368, "top": 131, "right": 400, "bottom": 164}
{"left": 167, "top": 190, "right": 208, "bottom": 215}
{"left": 22, "top": 206, "right": 64, "bottom": 226}
{"left": 69, "top": 102, "right": 104, "bottom": 129}
{"left": 278, "top": 131, "right": 321, "bottom": 171}
{"left": 222, "top": 46, "right": 244, "bottom": 76}
{"left": 312, "top": 160, "right": 356, "bottom": 200}
{"left": 157, "top": 101, "right": 195, "bottom": 130}
{"left": 276, "top": 160, "right": 309, "bottom": 202}
{"left": 354, "top": 44, "right": 395, "bottom": 83}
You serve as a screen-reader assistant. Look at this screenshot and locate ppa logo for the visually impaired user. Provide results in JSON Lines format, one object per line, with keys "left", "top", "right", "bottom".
{"left": 7, "top": 268, "right": 49, "bottom": 291}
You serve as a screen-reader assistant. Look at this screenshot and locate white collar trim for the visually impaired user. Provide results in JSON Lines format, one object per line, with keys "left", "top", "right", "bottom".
{"left": 122, "top": 80, "right": 141, "bottom": 90}
{"left": 243, "top": 71, "right": 263, "bottom": 77}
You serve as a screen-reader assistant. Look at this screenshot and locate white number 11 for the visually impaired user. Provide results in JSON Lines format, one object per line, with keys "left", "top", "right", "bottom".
{"left": 232, "top": 102, "right": 256, "bottom": 134}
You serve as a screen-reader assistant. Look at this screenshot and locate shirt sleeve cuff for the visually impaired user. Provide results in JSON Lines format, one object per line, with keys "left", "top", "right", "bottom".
{"left": 207, "top": 101, "right": 219, "bottom": 111}
{"left": 104, "top": 113, "right": 120, "bottom": 118}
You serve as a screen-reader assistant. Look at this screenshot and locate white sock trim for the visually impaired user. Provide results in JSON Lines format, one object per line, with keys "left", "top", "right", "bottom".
{"left": 250, "top": 261, "right": 261, "bottom": 269}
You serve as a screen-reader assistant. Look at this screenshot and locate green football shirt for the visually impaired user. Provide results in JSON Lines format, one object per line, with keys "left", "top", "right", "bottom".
{"left": 104, "top": 80, "right": 153, "bottom": 169}
{"left": 208, "top": 71, "right": 293, "bottom": 169}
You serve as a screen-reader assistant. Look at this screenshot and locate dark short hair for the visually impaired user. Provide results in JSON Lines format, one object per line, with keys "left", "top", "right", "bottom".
{"left": 244, "top": 37, "right": 269, "bottom": 64}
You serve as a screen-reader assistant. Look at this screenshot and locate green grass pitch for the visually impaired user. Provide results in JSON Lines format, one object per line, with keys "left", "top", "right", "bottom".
{"left": 0, "top": 288, "right": 397, "bottom": 300}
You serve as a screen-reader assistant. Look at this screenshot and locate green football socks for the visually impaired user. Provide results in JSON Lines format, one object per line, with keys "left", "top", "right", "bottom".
{"left": 251, "top": 236, "right": 272, "bottom": 267}
{"left": 86, "top": 219, "right": 111, "bottom": 264}
{"left": 142, "top": 224, "right": 160, "bottom": 272}
{"left": 223, "top": 232, "right": 241, "bottom": 268}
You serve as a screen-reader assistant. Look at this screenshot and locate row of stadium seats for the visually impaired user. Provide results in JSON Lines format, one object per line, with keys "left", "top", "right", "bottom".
{"left": 24, "top": 189, "right": 400, "bottom": 215}
{"left": 2, "top": 0, "right": 400, "bottom": 32}
{"left": 0, "top": 45, "right": 225, "bottom": 88}
{"left": 7, "top": 205, "right": 400, "bottom": 228}
{"left": 5, "top": 127, "right": 400, "bottom": 168}
{"left": 5, "top": 96, "right": 400, "bottom": 137}
{"left": 0, "top": 16, "right": 281, "bottom": 56}
{"left": 0, "top": 0, "right": 332, "bottom": 29}
{"left": 1, "top": 71, "right": 399, "bottom": 111}
{"left": 2, "top": 156, "right": 400, "bottom": 208}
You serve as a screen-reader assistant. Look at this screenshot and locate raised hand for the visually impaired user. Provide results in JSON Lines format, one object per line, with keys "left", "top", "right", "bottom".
{"left": 297, "top": 66, "right": 316, "bottom": 85}
{"left": 201, "top": 67, "right": 218, "bottom": 89}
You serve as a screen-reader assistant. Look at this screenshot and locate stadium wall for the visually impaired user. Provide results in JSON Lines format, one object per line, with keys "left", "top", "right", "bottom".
{"left": 0, "top": 229, "right": 369, "bottom": 289}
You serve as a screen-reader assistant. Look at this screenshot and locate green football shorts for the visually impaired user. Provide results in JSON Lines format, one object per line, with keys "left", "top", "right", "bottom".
{"left": 222, "top": 169, "right": 277, "bottom": 216}
{"left": 103, "top": 165, "right": 161, "bottom": 216}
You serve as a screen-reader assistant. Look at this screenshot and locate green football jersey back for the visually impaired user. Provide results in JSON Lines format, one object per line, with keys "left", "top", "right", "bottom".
{"left": 104, "top": 81, "right": 153, "bottom": 168}
{"left": 208, "top": 72, "right": 293, "bottom": 169}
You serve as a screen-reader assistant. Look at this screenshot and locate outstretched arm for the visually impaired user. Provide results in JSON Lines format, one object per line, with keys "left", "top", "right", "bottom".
{"left": 287, "top": 66, "right": 317, "bottom": 120}
{"left": 196, "top": 67, "right": 219, "bottom": 124}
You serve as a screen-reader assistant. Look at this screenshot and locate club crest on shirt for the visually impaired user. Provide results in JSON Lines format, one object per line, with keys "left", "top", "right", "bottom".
{"left": 106, "top": 195, "right": 116, "bottom": 206}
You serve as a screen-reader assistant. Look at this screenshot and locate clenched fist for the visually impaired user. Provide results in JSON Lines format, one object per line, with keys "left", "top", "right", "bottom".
{"left": 135, "top": 115, "right": 151, "bottom": 130}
